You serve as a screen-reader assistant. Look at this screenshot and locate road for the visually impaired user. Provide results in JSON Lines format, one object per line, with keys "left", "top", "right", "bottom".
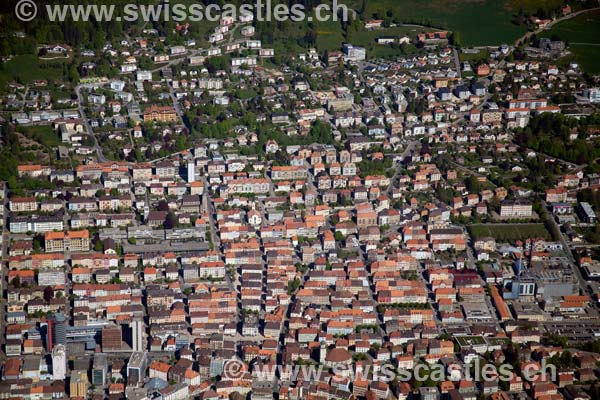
{"left": 386, "top": 140, "right": 420, "bottom": 197}
{"left": 75, "top": 83, "right": 109, "bottom": 163}
{"left": 453, "top": 48, "right": 462, "bottom": 79}
{"left": 0, "top": 184, "right": 8, "bottom": 359}
{"left": 201, "top": 175, "right": 220, "bottom": 250}
{"left": 167, "top": 79, "right": 185, "bottom": 120}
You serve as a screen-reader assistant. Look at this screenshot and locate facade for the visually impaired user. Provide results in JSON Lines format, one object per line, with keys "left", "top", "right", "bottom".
{"left": 500, "top": 200, "right": 533, "bottom": 218}
{"left": 132, "top": 318, "right": 144, "bottom": 352}
{"left": 143, "top": 105, "right": 178, "bottom": 122}
{"left": 92, "top": 353, "right": 108, "bottom": 386}
{"left": 70, "top": 370, "right": 89, "bottom": 398}
{"left": 51, "top": 344, "right": 67, "bottom": 380}
{"left": 44, "top": 230, "right": 90, "bottom": 253}
{"left": 127, "top": 352, "right": 147, "bottom": 386}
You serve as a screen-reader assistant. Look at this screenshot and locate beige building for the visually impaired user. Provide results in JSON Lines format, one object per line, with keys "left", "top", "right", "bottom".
{"left": 70, "top": 370, "right": 89, "bottom": 397}
{"left": 45, "top": 230, "right": 90, "bottom": 253}
{"left": 500, "top": 200, "right": 533, "bottom": 219}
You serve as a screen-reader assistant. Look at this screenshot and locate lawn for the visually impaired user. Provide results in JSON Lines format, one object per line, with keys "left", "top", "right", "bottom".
{"left": 468, "top": 223, "right": 551, "bottom": 241}
{"left": 507, "top": 0, "right": 565, "bottom": 15}
{"left": 314, "top": 16, "right": 346, "bottom": 52}
{"left": 459, "top": 49, "right": 490, "bottom": 64}
{"left": 455, "top": 335, "right": 486, "bottom": 346}
{"left": 364, "top": 0, "right": 528, "bottom": 46}
{"left": 347, "top": 25, "right": 431, "bottom": 46}
{"left": 347, "top": 25, "right": 430, "bottom": 59}
{"left": 18, "top": 125, "right": 61, "bottom": 147}
{"left": 541, "top": 9, "right": 600, "bottom": 74}
{"left": 0, "top": 55, "right": 67, "bottom": 87}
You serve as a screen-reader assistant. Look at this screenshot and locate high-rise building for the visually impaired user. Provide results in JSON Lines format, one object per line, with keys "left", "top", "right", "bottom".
{"left": 187, "top": 160, "right": 195, "bottom": 183}
{"left": 51, "top": 344, "right": 67, "bottom": 380}
{"left": 47, "top": 312, "right": 67, "bottom": 351}
{"left": 70, "top": 370, "right": 89, "bottom": 397}
{"left": 92, "top": 353, "right": 108, "bottom": 386}
{"left": 102, "top": 324, "right": 122, "bottom": 351}
{"left": 131, "top": 319, "right": 144, "bottom": 352}
{"left": 127, "top": 352, "right": 147, "bottom": 386}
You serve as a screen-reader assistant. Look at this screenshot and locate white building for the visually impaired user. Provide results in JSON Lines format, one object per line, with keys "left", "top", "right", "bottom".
{"left": 52, "top": 344, "right": 67, "bottom": 380}
{"left": 131, "top": 319, "right": 144, "bottom": 352}
{"left": 343, "top": 44, "right": 366, "bottom": 61}
{"left": 110, "top": 80, "right": 126, "bottom": 91}
{"left": 585, "top": 88, "right": 600, "bottom": 103}
{"left": 136, "top": 70, "right": 153, "bottom": 82}
{"left": 187, "top": 161, "right": 195, "bottom": 183}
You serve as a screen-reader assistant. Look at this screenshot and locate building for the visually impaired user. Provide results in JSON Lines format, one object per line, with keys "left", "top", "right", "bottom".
{"left": 127, "top": 352, "right": 148, "bottom": 386}
{"left": 51, "top": 344, "right": 67, "bottom": 380}
{"left": 187, "top": 160, "right": 195, "bottom": 183}
{"left": 92, "top": 353, "right": 108, "bottom": 386}
{"left": 584, "top": 88, "right": 600, "bottom": 103}
{"left": 44, "top": 230, "right": 90, "bottom": 253}
{"left": 9, "top": 196, "right": 38, "bottom": 212}
{"left": 578, "top": 202, "right": 596, "bottom": 224}
{"left": 343, "top": 44, "right": 366, "bottom": 61}
{"left": 47, "top": 312, "right": 67, "bottom": 351}
{"left": 500, "top": 200, "right": 532, "bottom": 219}
{"left": 131, "top": 318, "right": 144, "bottom": 352}
{"left": 70, "top": 370, "right": 89, "bottom": 398}
{"left": 143, "top": 105, "right": 178, "bottom": 122}
{"left": 102, "top": 324, "right": 123, "bottom": 351}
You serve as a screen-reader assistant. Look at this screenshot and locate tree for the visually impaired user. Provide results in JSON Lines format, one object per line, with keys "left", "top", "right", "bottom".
{"left": 157, "top": 200, "right": 169, "bottom": 212}
{"left": 164, "top": 212, "right": 177, "bottom": 229}
{"left": 451, "top": 31, "right": 462, "bottom": 47}
{"left": 590, "top": 382, "right": 600, "bottom": 399}
{"left": 44, "top": 286, "right": 54, "bottom": 302}
{"left": 69, "top": 65, "right": 80, "bottom": 83}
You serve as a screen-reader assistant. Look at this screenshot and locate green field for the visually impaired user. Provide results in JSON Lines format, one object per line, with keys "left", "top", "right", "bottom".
{"left": 507, "top": 0, "right": 566, "bottom": 15}
{"left": 0, "top": 55, "right": 67, "bottom": 87}
{"left": 363, "top": 0, "right": 528, "bottom": 46}
{"left": 542, "top": 10, "right": 600, "bottom": 74}
{"left": 315, "top": 17, "right": 347, "bottom": 52}
{"left": 468, "top": 223, "right": 551, "bottom": 241}
{"left": 347, "top": 25, "right": 429, "bottom": 58}
{"left": 18, "top": 125, "right": 61, "bottom": 147}
{"left": 459, "top": 49, "right": 490, "bottom": 63}
{"left": 455, "top": 335, "right": 486, "bottom": 346}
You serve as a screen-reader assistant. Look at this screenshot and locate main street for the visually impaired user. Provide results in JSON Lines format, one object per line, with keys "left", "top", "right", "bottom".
{"left": 75, "top": 83, "right": 109, "bottom": 163}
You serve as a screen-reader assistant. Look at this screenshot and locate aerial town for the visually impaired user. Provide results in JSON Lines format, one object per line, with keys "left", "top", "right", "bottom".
{"left": 2, "top": 1, "right": 600, "bottom": 400}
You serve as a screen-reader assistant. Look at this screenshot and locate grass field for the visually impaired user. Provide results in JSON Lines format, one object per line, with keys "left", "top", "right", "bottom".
{"left": 314, "top": 17, "right": 347, "bottom": 52}
{"left": 507, "top": 0, "right": 565, "bottom": 15}
{"left": 468, "top": 223, "right": 551, "bottom": 241}
{"left": 18, "top": 125, "right": 61, "bottom": 147}
{"left": 459, "top": 49, "right": 490, "bottom": 64}
{"left": 455, "top": 335, "right": 486, "bottom": 346}
{"left": 0, "top": 55, "right": 67, "bottom": 87}
{"left": 347, "top": 25, "right": 430, "bottom": 58}
{"left": 542, "top": 10, "right": 600, "bottom": 74}
{"left": 363, "top": 0, "right": 527, "bottom": 46}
